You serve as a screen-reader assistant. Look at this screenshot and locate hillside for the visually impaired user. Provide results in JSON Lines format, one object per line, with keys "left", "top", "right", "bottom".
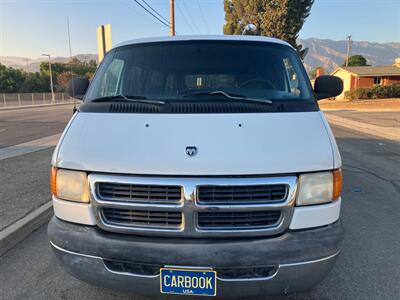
{"left": 300, "top": 38, "right": 400, "bottom": 73}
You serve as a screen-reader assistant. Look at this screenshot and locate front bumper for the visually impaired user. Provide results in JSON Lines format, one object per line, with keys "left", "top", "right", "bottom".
{"left": 48, "top": 217, "right": 344, "bottom": 297}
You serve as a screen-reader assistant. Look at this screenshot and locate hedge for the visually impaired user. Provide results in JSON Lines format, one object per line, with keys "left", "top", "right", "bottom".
{"left": 345, "top": 85, "right": 400, "bottom": 100}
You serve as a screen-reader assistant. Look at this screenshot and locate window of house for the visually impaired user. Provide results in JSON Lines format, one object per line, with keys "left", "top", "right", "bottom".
{"left": 374, "top": 76, "right": 382, "bottom": 85}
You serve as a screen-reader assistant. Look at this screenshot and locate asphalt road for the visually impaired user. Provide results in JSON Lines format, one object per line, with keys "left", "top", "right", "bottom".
{"left": 0, "top": 109, "right": 399, "bottom": 299}
{"left": 0, "top": 105, "right": 76, "bottom": 148}
{"left": 0, "top": 105, "right": 76, "bottom": 229}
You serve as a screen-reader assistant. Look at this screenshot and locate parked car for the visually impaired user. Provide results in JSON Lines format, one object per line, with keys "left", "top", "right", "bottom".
{"left": 48, "top": 35, "right": 344, "bottom": 298}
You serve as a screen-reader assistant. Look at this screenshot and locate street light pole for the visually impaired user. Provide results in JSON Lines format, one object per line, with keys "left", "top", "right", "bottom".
{"left": 42, "top": 54, "right": 55, "bottom": 102}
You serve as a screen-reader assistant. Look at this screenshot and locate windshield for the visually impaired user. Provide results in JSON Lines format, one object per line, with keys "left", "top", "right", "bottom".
{"left": 85, "top": 41, "right": 312, "bottom": 103}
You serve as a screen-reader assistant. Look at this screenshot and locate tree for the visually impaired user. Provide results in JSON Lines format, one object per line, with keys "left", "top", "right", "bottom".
{"left": 56, "top": 71, "right": 74, "bottom": 90}
{"left": 0, "top": 64, "right": 25, "bottom": 93}
{"left": 21, "top": 72, "right": 49, "bottom": 92}
{"left": 342, "top": 55, "right": 369, "bottom": 67}
{"left": 223, "top": 0, "right": 314, "bottom": 59}
{"left": 1, "top": 58, "right": 97, "bottom": 93}
{"left": 39, "top": 58, "right": 97, "bottom": 91}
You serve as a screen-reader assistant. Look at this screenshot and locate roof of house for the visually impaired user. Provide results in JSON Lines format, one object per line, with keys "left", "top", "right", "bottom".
{"left": 114, "top": 35, "right": 293, "bottom": 49}
{"left": 332, "top": 66, "right": 400, "bottom": 77}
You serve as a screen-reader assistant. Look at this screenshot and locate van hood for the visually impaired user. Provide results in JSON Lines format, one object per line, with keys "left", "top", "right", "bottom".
{"left": 55, "top": 112, "right": 334, "bottom": 175}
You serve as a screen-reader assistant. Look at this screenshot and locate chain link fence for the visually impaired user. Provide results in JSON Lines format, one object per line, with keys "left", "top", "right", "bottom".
{"left": 0, "top": 93, "right": 79, "bottom": 108}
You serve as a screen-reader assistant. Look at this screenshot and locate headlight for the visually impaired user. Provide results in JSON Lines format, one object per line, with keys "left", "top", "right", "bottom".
{"left": 50, "top": 167, "right": 89, "bottom": 203}
{"left": 296, "top": 169, "right": 342, "bottom": 206}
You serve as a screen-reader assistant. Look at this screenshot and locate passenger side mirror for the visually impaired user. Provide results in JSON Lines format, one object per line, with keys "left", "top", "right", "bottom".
{"left": 314, "top": 75, "right": 343, "bottom": 100}
{"left": 66, "top": 77, "right": 90, "bottom": 100}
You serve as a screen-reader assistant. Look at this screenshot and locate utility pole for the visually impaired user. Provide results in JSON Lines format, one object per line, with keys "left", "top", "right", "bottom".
{"left": 345, "top": 35, "right": 352, "bottom": 67}
{"left": 42, "top": 54, "right": 55, "bottom": 102}
{"left": 170, "top": 0, "right": 175, "bottom": 36}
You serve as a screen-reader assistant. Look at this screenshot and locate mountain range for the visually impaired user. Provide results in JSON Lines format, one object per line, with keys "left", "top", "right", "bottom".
{"left": 0, "top": 54, "right": 97, "bottom": 73}
{"left": 299, "top": 38, "right": 400, "bottom": 73}
{"left": 1, "top": 38, "right": 399, "bottom": 74}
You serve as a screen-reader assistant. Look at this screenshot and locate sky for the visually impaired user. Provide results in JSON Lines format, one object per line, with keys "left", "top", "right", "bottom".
{"left": 0, "top": 0, "right": 399, "bottom": 58}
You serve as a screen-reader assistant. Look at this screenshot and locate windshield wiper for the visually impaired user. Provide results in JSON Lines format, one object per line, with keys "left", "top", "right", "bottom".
{"left": 186, "top": 90, "right": 272, "bottom": 105}
{"left": 91, "top": 94, "right": 165, "bottom": 105}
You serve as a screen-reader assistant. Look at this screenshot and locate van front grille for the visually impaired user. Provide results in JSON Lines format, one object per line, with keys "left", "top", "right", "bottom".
{"left": 197, "top": 211, "right": 282, "bottom": 229}
{"left": 97, "top": 182, "right": 182, "bottom": 204}
{"left": 91, "top": 175, "right": 296, "bottom": 238}
{"left": 197, "top": 184, "right": 288, "bottom": 205}
{"left": 101, "top": 208, "right": 183, "bottom": 229}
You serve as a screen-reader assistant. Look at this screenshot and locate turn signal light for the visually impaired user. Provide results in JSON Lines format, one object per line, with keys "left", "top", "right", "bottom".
{"left": 332, "top": 168, "right": 343, "bottom": 201}
{"left": 50, "top": 166, "right": 58, "bottom": 195}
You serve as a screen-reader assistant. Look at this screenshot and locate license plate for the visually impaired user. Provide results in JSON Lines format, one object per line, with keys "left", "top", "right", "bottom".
{"left": 160, "top": 268, "right": 217, "bottom": 296}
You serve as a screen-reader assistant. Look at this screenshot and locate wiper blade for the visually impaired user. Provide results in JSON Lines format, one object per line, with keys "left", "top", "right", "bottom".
{"left": 91, "top": 94, "right": 165, "bottom": 105}
{"left": 186, "top": 90, "right": 272, "bottom": 105}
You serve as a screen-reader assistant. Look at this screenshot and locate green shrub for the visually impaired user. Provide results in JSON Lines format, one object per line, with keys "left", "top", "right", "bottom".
{"left": 345, "top": 85, "right": 400, "bottom": 100}
{"left": 345, "top": 88, "right": 371, "bottom": 100}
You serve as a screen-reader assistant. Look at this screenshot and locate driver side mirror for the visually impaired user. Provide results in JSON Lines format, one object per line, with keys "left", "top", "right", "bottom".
{"left": 314, "top": 75, "right": 343, "bottom": 100}
{"left": 66, "top": 77, "right": 90, "bottom": 100}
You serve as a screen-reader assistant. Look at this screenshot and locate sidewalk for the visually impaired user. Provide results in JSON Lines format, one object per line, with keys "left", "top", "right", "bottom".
{"left": 324, "top": 111, "right": 399, "bottom": 142}
{"left": 319, "top": 98, "right": 400, "bottom": 111}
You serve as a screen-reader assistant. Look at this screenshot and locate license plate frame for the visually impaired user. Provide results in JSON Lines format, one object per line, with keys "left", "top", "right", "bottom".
{"left": 160, "top": 267, "right": 217, "bottom": 297}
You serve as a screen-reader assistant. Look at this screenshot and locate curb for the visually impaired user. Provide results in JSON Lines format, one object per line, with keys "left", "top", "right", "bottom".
{"left": 0, "top": 102, "right": 77, "bottom": 111}
{"left": 0, "top": 201, "right": 53, "bottom": 256}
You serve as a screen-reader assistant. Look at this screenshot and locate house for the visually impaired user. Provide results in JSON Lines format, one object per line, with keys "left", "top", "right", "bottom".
{"left": 331, "top": 58, "right": 400, "bottom": 99}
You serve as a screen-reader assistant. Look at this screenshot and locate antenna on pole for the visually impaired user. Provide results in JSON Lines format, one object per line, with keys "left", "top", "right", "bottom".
{"left": 67, "top": 16, "right": 77, "bottom": 113}
{"left": 345, "top": 35, "right": 352, "bottom": 67}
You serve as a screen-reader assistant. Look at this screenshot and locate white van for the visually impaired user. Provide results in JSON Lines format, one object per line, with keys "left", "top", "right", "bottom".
{"left": 48, "top": 35, "right": 344, "bottom": 298}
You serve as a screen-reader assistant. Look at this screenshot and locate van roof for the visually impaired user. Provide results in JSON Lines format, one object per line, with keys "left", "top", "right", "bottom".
{"left": 114, "top": 35, "right": 293, "bottom": 50}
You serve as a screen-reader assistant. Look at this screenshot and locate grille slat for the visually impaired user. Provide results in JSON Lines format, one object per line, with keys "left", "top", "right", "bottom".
{"left": 97, "top": 183, "right": 182, "bottom": 203}
{"left": 102, "top": 208, "right": 183, "bottom": 228}
{"left": 198, "top": 184, "right": 287, "bottom": 205}
{"left": 198, "top": 211, "right": 282, "bottom": 229}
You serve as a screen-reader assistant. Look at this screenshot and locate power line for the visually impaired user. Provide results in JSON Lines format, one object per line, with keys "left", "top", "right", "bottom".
{"left": 181, "top": 0, "right": 201, "bottom": 34}
{"left": 123, "top": 0, "right": 164, "bottom": 27}
{"left": 141, "top": 0, "right": 170, "bottom": 24}
{"left": 195, "top": 0, "right": 210, "bottom": 33}
{"left": 132, "top": 0, "right": 170, "bottom": 28}
{"left": 176, "top": 0, "right": 197, "bottom": 34}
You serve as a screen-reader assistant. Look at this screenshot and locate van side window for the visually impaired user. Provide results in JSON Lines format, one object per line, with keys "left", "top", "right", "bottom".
{"left": 100, "top": 58, "right": 124, "bottom": 97}
{"left": 283, "top": 58, "right": 301, "bottom": 96}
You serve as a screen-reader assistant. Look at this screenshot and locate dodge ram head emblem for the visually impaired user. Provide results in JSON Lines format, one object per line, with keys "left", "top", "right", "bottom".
{"left": 185, "top": 146, "right": 197, "bottom": 157}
